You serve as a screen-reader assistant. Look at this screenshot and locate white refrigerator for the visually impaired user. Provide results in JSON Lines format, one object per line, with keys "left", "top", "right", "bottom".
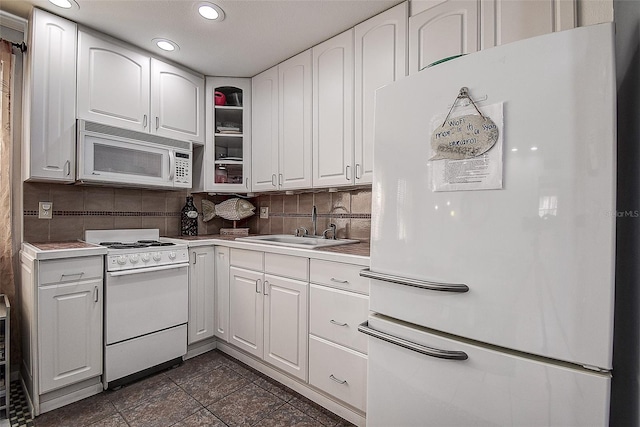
{"left": 360, "top": 23, "right": 616, "bottom": 426}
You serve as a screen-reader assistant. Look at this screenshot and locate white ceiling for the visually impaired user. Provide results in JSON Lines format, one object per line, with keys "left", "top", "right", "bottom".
{"left": 0, "top": 0, "right": 403, "bottom": 77}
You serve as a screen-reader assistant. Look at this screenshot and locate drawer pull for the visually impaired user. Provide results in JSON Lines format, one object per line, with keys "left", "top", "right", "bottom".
{"left": 60, "top": 272, "right": 84, "bottom": 281}
{"left": 329, "top": 374, "right": 348, "bottom": 385}
{"left": 330, "top": 278, "right": 349, "bottom": 284}
{"left": 358, "top": 321, "right": 468, "bottom": 361}
{"left": 255, "top": 279, "right": 261, "bottom": 294}
{"left": 330, "top": 320, "right": 348, "bottom": 327}
{"left": 360, "top": 268, "right": 469, "bottom": 293}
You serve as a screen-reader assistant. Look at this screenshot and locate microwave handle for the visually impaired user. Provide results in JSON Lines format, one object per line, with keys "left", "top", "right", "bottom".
{"left": 169, "top": 151, "right": 175, "bottom": 181}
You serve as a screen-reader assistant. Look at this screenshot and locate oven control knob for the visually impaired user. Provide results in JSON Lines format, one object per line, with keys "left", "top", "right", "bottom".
{"left": 116, "top": 255, "right": 127, "bottom": 265}
{"left": 141, "top": 253, "right": 150, "bottom": 262}
{"left": 168, "top": 251, "right": 177, "bottom": 260}
{"left": 129, "top": 254, "right": 139, "bottom": 263}
{"left": 153, "top": 252, "right": 162, "bottom": 261}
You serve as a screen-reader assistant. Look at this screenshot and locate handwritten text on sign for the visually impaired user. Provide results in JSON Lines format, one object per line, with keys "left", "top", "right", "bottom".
{"left": 430, "top": 114, "right": 499, "bottom": 160}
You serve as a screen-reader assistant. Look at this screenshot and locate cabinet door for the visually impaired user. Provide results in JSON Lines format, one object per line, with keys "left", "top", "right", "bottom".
{"left": 409, "top": 1, "right": 479, "bottom": 75}
{"left": 279, "top": 49, "right": 312, "bottom": 190}
{"left": 313, "top": 29, "right": 355, "bottom": 188}
{"left": 27, "top": 9, "right": 77, "bottom": 182}
{"left": 481, "top": 0, "right": 576, "bottom": 48}
{"left": 151, "top": 59, "right": 205, "bottom": 143}
{"left": 77, "top": 31, "right": 150, "bottom": 132}
{"left": 38, "top": 280, "right": 102, "bottom": 394}
{"left": 229, "top": 267, "right": 264, "bottom": 358}
{"left": 251, "top": 66, "right": 279, "bottom": 192}
{"left": 263, "top": 274, "right": 308, "bottom": 381}
{"left": 354, "top": 2, "right": 408, "bottom": 185}
{"left": 188, "top": 247, "right": 215, "bottom": 344}
{"left": 214, "top": 246, "right": 230, "bottom": 342}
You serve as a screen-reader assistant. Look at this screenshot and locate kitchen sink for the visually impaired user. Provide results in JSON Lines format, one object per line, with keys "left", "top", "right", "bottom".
{"left": 235, "top": 234, "right": 359, "bottom": 249}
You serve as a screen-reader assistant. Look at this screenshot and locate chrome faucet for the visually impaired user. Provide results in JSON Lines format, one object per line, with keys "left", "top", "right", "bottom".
{"left": 323, "top": 224, "right": 337, "bottom": 240}
{"left": 312, "top": 205, "right": 317, "bottom": 237}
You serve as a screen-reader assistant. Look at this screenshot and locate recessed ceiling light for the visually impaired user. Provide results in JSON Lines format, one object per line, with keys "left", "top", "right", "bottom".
{"left": 49, "top": 0, "right": 78, "bottom": 9}
{"left": 198, "top": 2, "right": 225, "bottom": 21}
{"left": 152, "top": 38, "right": 179, "bottom": 52}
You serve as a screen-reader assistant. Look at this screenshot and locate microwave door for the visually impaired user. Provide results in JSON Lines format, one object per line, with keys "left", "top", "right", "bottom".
{"left": 80, "top": 135, "right": 171, "bottom": 187}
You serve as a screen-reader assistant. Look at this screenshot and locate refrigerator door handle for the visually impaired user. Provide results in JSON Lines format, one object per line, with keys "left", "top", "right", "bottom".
{"left": 360, "top": 268, "right": 469, "bottom": 293}
{"left": 358, "top": 321, "right": 469, "bottom": 361}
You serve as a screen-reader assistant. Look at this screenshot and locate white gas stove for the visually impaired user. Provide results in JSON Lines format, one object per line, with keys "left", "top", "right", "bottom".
{"left": 85, "top": 229, "right": 189, "bottom": 388}
{"left": 86, "top": 229, "right": 188, "bottom": 271}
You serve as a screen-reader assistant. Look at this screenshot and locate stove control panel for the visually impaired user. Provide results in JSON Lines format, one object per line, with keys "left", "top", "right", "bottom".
{"left": 107, "top": 247, "right": 189, "bottom": 271}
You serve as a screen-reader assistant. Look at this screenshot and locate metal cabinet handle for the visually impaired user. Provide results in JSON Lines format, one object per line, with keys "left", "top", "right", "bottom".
{"left": 94, "top": 286, "right": 99, "bottom": 302}
{"left": 64, "top": 160, "right": 71, "bottom": 176}
{"left": 143, "top": 115, "right": 148, "bottom": 128}
{"left": 60, "top": 272, "right": 84, "bottom": 281}
{"left": 345, "top": 165, "right": 351, "bottom": 181}
{"left": 271, "top": 174, "right": 277, "bottom": 187}
{"left": 358, "top": 321, "right": 468, "bottom": 360}
{"left": 246, "top": 178, "right": 249, "bottom": 189}
{"left": 360, "top": 268, "right": 469, "bottom": 293}
{"left": 330, "top": 320, "right": 348, "bottom": 327}
{"left": 255, "top": 279, "right": 261, "bottom": 294}
{"left": 192, "top": 252, "right": 197, "bottom": 265}
{"left": 278, "top": 174, "right": 283, "bottom": 186}
{"left": 263, "top": 280, "right": 269, "bottom": 295}
{"left": 155, "top": 116, "right": 160, "bottom": 130}
{"left": 329, "top": 374, "right": 347, "bottom": 385}
{"left": 330, "top": 278, "right": 349, "bottom": 284}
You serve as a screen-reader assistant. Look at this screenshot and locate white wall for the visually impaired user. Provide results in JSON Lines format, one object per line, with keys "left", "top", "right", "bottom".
{"left": 612, "top": 1, "right": 640, "bottom": 426}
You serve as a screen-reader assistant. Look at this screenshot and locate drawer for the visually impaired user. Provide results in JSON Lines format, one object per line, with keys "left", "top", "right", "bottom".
{"left": 39, "top": 256, "right": 103, "bottom": 285}
{"left": 230, "top": 248, "right": 263, "bottom": 271}
{"left": 310, "top": 259, "right": 369, "bottom": 294}
{"left": 265, "top": 253, "right": 308, "bottom": 281}
{"left": 310, "top": 285, "right": 369, "bottom": 354}
{"left": 309, "top": 335, "right": 367, "bottom": 412}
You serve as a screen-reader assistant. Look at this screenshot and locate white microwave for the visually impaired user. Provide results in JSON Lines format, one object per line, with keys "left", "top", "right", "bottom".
{"left": 77, "top": 120, "right": 192, "bottom": 189}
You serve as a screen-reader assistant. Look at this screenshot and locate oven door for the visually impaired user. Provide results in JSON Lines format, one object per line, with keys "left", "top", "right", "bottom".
{"left": 79, "top": 133, "right": 173, "bottom": 188}
{"left": 105, "top": 263, "right": 189, "bottom": 345}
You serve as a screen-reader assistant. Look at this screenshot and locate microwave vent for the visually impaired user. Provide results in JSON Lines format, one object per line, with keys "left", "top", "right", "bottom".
{"left": 80, "top": 120, "right": 192, "bottom": 151}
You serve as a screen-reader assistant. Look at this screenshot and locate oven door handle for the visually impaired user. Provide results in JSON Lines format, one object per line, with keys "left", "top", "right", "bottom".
{"left": 108, "top": 263, "right": 189, "bottom": 277}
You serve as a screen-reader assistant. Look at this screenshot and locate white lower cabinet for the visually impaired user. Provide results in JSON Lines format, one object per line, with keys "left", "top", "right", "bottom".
{"left": 228, "top": 249, "right": 309, "bottom": 381}
{"left": 188, "top": 247, "right": 215, "bottom": 344}
{"left": 309, "top": 259, "right": 369, "bottom": 413}
{"left": 214, "top": 246, "right": 230, "bottom": 341}
{"left": 38, "top": 280, "right": 103, "bottom": 394}
{"left": 309, "top": 335, "right": 367, "bottom": 412}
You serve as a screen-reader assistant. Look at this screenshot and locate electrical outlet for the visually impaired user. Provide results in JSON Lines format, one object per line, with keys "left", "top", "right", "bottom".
{"left": 39, "top": 202, "right": 53, "bottom": 219}
{"left": 260, "top": 207, "right": 269, "bottom": 219}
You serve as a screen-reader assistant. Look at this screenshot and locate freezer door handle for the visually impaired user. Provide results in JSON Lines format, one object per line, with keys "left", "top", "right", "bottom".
{"left": 358, "top": 321, "right": 469, "bottom": 361}
{"left": 360, "top": 268, "right": 469, "bottom": 293}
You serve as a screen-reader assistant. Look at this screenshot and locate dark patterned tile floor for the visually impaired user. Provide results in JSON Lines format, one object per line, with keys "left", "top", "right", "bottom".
{"left": 9, "top": 350, "right": 355, "bottom": 427}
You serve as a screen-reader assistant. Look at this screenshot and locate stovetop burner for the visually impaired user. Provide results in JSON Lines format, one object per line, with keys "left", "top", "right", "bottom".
{"left": 99, "top": 240, "right": 176, "bottom": 249}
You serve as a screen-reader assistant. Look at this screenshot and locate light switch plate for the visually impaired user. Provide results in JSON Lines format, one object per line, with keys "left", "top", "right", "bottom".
{"left": 39, "top": 202, "right": 53, "bottom": 219}
{"left": 260, "top": 207, "right": 269, "bottom": 219}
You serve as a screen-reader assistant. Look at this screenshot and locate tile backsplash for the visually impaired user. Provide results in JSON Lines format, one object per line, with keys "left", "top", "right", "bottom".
{"left": 23, "top": 183, "right": 372, "bottom": 243}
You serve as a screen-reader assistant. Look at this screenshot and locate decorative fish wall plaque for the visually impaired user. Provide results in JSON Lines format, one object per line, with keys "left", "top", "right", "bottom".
{"left": 201, "top": 198, "right": 255, "bottom": 222}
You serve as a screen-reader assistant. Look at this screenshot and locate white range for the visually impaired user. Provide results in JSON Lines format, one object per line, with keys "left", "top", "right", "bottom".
{"left": 85, "top": 229, "right": 189, "bottom": 388}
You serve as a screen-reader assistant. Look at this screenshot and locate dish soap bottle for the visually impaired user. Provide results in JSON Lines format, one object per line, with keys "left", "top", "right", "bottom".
{"left": 181, "top": 196, "right": 198, "bottom": 236}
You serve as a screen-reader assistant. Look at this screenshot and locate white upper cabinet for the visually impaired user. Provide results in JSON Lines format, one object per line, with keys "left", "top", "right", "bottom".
{"left": 313, "top": 29, "right": 355, "bottom": 188}
{"left": 481, "top": 0, "right": 576, "bottom": 48}
{"left": 151, "top": 59, "right": 205, "bottom": 143}
{"left": 77, "top": 30, "right": 150, "bottom": 132}
{"left": 251, "top": 65, "right": 279, "bottom": 192}
{"left": 279, "top": 50, "right": 313, "bottom": 190}
{"left": 25, "top": 8, "right": 77, "bottom": 183}
{"left": 252, "top": 50, "right": 312, "bottom": 192}
{"left": 354, "top": 2, "right": 408, "bottom": 184}
{"left": 409, "top": 0, "right": 480, "bottom": 75}
{"left": 78, "top": 30, "right": 204, "bottom": 143}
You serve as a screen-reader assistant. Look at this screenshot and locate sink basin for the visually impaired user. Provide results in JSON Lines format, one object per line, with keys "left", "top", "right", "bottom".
{"left": 236, "top": 234, "right": 359, "bottom": 249}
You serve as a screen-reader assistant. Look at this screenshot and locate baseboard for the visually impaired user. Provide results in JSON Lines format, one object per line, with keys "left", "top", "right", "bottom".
{"left": 216, "top": 341, "right": 366, "bottom": 427}
{"left": 19, "top": 376, "right": 34, "bottom": 420}
{"left": 185, "top": 338, "right": 217, "bottom": 359}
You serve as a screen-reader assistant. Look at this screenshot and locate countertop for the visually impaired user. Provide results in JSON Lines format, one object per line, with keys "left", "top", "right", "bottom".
{"left": 21, "top": 241, "right": 107, "bottom": 260}
{"left": 163, "top": 234, "right": 370, "bottom": 265}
